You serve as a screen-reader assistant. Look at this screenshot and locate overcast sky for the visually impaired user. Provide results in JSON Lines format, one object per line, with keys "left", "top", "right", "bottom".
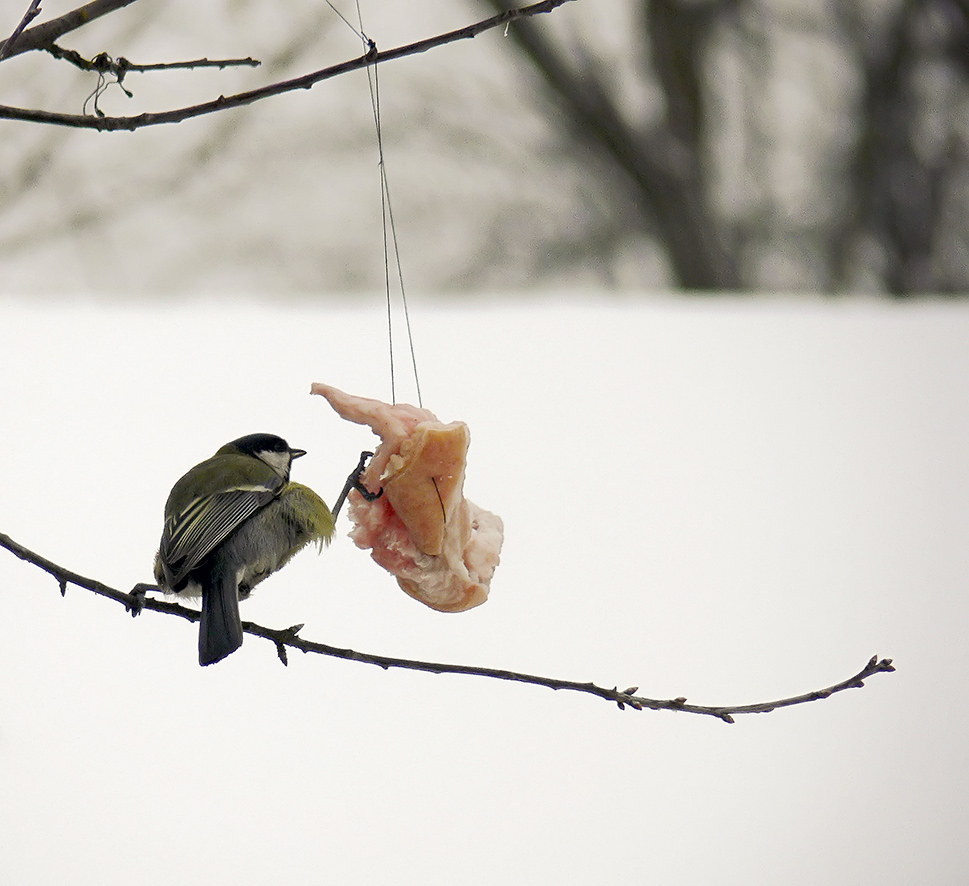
{"left": 0, "top": 294, "right": 965, "bottom": 884}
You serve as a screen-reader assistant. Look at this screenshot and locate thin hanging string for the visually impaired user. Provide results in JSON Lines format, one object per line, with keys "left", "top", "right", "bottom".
{"left": 321, "top": 0, "right": 421, "bottom": 408}
{"left": 323, "top": 1, "right": 365, "bottom": 41}
{"left": 361, "top": 24, "right": 422, "bottom": 408}
{"left": 369, "top": 60, "right": 422, "bottom": 408}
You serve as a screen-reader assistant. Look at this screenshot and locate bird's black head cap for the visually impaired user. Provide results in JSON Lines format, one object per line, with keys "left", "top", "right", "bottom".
{"left": 229, "top": 433, "right": 292, "bottom": 456}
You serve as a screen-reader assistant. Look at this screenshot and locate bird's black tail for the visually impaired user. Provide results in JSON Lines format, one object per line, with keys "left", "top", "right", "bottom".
{"left": 198, "top": 564, "right": 243, "bottom": 666}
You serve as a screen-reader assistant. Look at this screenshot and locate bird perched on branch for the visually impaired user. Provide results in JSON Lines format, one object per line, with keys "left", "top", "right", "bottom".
{"left": 154, "top": 433, "right": 334, "bottom": 666}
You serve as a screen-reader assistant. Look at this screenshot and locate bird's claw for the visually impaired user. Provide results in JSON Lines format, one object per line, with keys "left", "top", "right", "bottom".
{"left": 333, "top": 450, "right": 383, "bottom": 518}
{"left": 127, "top": 582, "right": 155, "bottom": 617}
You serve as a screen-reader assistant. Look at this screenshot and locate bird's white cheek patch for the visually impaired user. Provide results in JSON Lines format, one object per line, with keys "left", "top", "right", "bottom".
{"left": 257, "top": 451, "right": 292, "bottom": 477}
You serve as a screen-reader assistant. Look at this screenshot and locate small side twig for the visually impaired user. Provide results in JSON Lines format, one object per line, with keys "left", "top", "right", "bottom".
{"left": 0, "top": 0, "right": 42, "bottom": 61}
{"left": 44, "top": 43, "right": 260, "bottom": 75}
{"left": 106, "top": 55, "right": 261, "bottom": 72}
{"left": 0, "top": 530, "right": 895, "bottom": 722}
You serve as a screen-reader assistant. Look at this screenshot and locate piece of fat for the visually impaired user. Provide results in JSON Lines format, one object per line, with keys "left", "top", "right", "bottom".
{"left": 311, "top": 382, "right": 504, "bottom": 612}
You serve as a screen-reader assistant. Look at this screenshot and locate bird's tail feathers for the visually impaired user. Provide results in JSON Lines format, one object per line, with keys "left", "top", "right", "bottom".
{"left": 198, "top": 566, "right": 243, "bottom": 666}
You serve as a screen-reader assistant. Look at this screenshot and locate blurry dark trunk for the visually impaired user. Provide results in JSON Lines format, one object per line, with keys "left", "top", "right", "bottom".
{"left": 486, "top": 0, "right": 740, "bottom": 290}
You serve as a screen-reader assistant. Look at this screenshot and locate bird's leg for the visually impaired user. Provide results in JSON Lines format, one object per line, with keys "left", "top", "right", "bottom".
{"left": 332, "top": 450, "right": 384, "bottom": 518}
{"left": 126, "top": 582, "right": 156, "bottom": 617}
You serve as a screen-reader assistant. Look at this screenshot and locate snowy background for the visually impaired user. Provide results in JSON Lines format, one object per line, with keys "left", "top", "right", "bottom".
{"left": 0, "top": 295, "right": 966, "bottom": 884}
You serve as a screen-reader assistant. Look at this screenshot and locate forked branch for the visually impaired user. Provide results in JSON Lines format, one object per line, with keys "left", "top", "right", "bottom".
{"left": 0, "top": 531, "right": 895, "bottom": 723}
{"left": 1, "top": 0, "right": 141, "bottom": 60}
{"left": 0, "top": 0, "right": 43, "bottom": 61}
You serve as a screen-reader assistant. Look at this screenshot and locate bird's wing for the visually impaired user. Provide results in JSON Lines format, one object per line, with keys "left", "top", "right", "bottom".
{"left": 158, "top": 455, "right": 283, "bottom": 589}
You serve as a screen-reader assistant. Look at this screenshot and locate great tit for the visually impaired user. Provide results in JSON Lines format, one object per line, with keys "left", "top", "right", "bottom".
{"left": 154, "top": 433, "right": 335, "bottom": 666}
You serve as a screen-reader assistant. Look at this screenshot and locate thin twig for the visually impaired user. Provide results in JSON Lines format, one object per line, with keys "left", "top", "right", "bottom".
{"left": 44, "top": 43, "right": 260, "bottom": 75}
{"left": 0, "top": 0, "right": 577, "bottom": 130}
{"left": 0, "top": 0, "right": 43, "bottom": 61}
{"left": 109, "top": 56, "right": 261, "bottom": 72}
{"left": 0, "top": 530, "right": 895, "bottom": 722}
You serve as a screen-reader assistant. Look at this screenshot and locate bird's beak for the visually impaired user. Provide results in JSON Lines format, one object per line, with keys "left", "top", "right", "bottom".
{"left": 290, "top": 448, "right": 307, "bottom": 459}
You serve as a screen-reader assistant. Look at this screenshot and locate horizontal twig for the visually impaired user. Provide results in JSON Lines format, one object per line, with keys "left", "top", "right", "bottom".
{"left": 117, "top": 56, "right": 261, "bottom": 72}
{"left": 0, "top": 530, "right": 894, "bottom": 722}
{"left": 44, "top": 43, "right": 260, "bottom": 74}
{"left": 0, "top": 0, "right": 577, "bottom": 130}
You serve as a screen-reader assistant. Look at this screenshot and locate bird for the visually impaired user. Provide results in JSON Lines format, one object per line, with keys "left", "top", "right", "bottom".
{"left": 153, "top": 433, "right": 335, "bottom": 666}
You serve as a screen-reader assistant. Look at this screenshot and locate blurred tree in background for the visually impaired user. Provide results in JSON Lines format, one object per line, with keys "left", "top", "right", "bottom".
{"left": 1, "top": 0, "right": 967, "bottom": 295}
{"left": 485, "top": 0, "right": 969, "bottom": 293}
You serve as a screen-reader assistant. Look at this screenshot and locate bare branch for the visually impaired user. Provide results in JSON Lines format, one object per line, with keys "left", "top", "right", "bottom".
{"left": 1, "top": 0, "right": 141, "bottom": 61}
{"left": 0, "top": 530, "right": 895, "bottom": 722}
{"left": 44, "top": 43, "right": 260, "bottom": 75}
{"left": 0, "top": 0, "right": 576, "bottom": 131}
{"left": 0, "top": 0, "right": 43, "bottom": 61}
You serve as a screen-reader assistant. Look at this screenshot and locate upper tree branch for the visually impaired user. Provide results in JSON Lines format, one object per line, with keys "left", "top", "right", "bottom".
{"left": 0, "top": 530, "right": 895, "bottom": 723}
{"left": 0, "top": 0, "right": 43, "bottom": 61}
{"left": 0, "top": 0, "right": 576, "bottom": 131}
{"left": 1, "top": 0, "right": 141, "bottom": 61}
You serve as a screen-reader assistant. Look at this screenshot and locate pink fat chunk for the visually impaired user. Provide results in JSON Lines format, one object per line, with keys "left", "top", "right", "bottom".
{"left": 311, "top": 382, "right": 503, "bottom": 612}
